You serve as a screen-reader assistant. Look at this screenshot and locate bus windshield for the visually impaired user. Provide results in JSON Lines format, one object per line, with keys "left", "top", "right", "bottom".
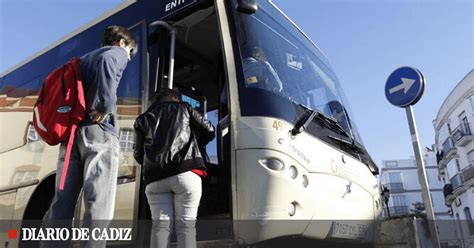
{"left": 232, "top": 0, "right": 364, "bottom": 144}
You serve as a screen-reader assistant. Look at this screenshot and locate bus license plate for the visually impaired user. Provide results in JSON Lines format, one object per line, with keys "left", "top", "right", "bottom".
{"left": 330, "top": 221, "right": 366, "bottom": 239}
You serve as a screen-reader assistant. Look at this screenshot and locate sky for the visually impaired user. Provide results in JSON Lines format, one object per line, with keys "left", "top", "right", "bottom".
{"left": 1, "top": 0, "right": 473, "bottom": 165}
{"left": 273, "top": 0, "right": 473, "bottom": 164}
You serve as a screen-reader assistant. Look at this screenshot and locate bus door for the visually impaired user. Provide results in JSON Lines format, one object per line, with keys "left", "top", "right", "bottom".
{"left": 144, "top": 4, "right": 233, "bottom": 244}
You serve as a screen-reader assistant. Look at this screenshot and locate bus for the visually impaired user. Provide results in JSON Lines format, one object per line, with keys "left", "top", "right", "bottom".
{"left": 0, "top": 0, "right": 382, "bottom": 246}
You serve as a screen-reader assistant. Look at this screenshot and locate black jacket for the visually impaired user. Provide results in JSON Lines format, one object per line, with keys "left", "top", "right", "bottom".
{"left": 133, "top": 98, "right": 215, "bottom": 186}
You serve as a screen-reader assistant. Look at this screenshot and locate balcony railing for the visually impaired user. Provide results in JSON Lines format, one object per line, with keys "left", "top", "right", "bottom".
{"left": 443, "top": 184, "right": 453, "bottom": 197}
{"left": 442, "top": 136, "right": 455, "bottom": 155}
{"left": 388, "top": 206, "right": 409, "bottom": 216}
{"left": 452, "top": 122, "right": 473, "bottom": 146}
{"left": 436, "top": 150, "right": 448, "bottom": 173}
{"left": 386, "top": 182, "right": 405, "bottom": 193}
{"left": 450, "top": 165, "right": 474, "bottom": 192}
{"left": 451, "top": 174, "right": 464, "bottom": 190}
{"left": 437, "top": 137, "right": 457, "bottom": 169}
{"left": 443, "top": 183, "right": 455, "bottom": 206}
{"left": 462, "top": 164, "right": 474, "bottom": 183}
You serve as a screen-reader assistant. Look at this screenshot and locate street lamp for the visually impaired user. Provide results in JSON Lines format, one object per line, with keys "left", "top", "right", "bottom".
{"left": 381, "top": 185, "right": 391, "bottom": 218}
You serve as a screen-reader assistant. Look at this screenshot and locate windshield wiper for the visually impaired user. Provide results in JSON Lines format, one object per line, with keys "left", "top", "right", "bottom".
{"left": 291, "top": 103, "right": 371, "bottom": 167}
{"left": 290, "top": 103, "right": 378, "bottom": 173}
{"left": 291, "top": 110, "right": 317, "bottom": 136}
{"left": 326, "top": 135, "right": 365, "bottom": 154}
{"left": 291, "top": 103, "right": 363, "bottom": 153}
{"left": 315, "top": 111, "right": 350, "bottom": 138}
{"left": 291, "top": 103, "right": 350, "bottom": 138}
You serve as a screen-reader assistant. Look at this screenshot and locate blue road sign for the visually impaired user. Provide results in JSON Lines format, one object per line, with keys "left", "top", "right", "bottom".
{"left": 385, "top": 67, "right": 425, "bottom": 108}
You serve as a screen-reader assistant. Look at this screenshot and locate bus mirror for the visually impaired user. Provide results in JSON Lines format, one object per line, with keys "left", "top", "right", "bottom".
{"left": 236, "top": 0, "right": 258, "bottom": 14}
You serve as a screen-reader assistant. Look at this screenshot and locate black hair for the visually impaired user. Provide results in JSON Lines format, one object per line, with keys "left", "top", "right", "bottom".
{"left": 243, "top": 46, "right": 266, "bottom": 60}
{"left": 101, "top": 25, "right": 137, "bottom": 50}
{"left": 152, "top": 88, "right": 180, "bottom": 103}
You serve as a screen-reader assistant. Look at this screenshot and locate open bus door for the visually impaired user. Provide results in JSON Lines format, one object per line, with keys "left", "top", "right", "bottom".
{"left": 137, "top": 4, "right": 233, "bottom": 246}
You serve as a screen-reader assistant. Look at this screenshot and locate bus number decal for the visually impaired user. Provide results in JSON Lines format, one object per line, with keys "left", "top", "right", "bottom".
{"left": 272, "top": 120, "right": 285, "bottom": 131}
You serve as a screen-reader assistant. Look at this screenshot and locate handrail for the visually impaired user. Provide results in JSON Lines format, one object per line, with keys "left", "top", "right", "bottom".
{"left": 461, "top": 164, "right": 474, "bottom": 182}
{"left": 148, "top": 21, "right": 177, "bottom": 89}
{"left": 442, "top": 136, "right": 455, "bottom": 155}
{"left": 452, "top": 122, "right": 472, "bottom": 142}
{"left": 451, "top": 165, "right": 473, "bottom": 190}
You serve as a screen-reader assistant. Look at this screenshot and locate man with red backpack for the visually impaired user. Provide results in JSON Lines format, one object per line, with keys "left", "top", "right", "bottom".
{"left": 40, "top": 25, "right": 137, "bottom": 248}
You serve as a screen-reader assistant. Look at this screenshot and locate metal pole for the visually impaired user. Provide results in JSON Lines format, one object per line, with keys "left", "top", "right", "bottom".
{"left": 405, "top": 105, "right": 441, "bottom": 248}
{"left": 167, "top": 28, "right": 177, "bottom": 89}
{"left": 148, "top": 20, "right": 176, "bottom": 90}
{"left": 385, "top": 202, "right": 391, "bottom": 218}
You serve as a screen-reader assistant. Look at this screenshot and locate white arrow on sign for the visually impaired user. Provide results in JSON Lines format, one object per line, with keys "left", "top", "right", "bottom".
{"left": 389, "top": 78, "right": 416, "bottom": 94}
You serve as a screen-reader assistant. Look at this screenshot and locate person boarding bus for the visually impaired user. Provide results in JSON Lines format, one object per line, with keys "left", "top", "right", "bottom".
{"left": 134, "top": 88, "right": 215, "bottom": 248}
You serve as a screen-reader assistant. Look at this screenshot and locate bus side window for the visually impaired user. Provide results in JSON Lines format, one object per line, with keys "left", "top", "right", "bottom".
{"left": 115, "top": 25, "right": 144, "bottom": 181}
{"left": 1, "top": 75, "right": 42, "bottom": 149}
{"left": 206, "top": 109, "right": 219, "bottom": 164}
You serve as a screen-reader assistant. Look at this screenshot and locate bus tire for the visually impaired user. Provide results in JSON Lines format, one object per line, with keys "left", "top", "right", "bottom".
{"left": 22, "top": 174, "right": 55, "bottom": 220}
{"left": 19, "top": 174, "right": 55, "bottom": 248}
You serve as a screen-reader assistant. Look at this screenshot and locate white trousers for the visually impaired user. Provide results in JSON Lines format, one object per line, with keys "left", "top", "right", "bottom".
{"left": 145, "top": 171, "right": 202, "bottom": 248}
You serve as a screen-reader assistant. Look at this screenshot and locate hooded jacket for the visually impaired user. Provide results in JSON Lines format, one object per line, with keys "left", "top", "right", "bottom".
{"left": 133, "top": 97, "right": 215, "bottom": 186}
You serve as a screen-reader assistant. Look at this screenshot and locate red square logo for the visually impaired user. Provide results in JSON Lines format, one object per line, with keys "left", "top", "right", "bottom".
{"left": 8, "top": 229, "right": 17, "bottom": 239}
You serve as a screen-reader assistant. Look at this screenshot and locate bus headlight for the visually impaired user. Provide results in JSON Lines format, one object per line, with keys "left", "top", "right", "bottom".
{"left": 289, "top": 166, "right": 298, "bottom": 179}
{"left": 259, "top": 158, "right": 285, "bottom": 171}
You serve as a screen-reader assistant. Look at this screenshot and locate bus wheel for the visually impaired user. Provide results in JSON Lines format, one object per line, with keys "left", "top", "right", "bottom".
{"left": 19, "top": 174, "right": 55, "bottom": 248}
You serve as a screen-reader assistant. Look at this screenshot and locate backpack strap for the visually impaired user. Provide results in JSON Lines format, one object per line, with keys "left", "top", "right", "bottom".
{"left": 58, "top": 58, "right": 83, "bottom": 191}
{"left": 59, "top": 124, "right": 77, "bottom": 191}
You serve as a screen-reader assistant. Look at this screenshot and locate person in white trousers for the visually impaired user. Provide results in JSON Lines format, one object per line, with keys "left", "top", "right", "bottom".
{"left": 134, "top": 88, "right": 215, "bottom": 248}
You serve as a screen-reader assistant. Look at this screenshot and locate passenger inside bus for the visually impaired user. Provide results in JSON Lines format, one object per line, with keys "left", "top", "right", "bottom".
{"left": 242, "top": 46, "right": 284, "bottom": 93}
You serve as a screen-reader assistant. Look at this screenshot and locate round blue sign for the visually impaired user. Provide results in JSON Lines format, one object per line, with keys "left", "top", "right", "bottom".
{"left": 385, "top": 67, "right": 425, "bottom": 108}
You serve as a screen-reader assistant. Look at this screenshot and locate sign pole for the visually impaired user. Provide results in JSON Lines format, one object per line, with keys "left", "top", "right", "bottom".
{"left": 405, "top": 105, "right": 441, "bottom": 248}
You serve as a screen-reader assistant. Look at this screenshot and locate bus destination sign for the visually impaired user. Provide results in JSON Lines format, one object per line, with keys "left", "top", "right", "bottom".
{"left": 159, "top": 0, "right": 198, "bottom": 19}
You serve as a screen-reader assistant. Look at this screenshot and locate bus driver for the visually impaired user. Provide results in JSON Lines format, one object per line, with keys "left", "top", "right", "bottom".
{"left": 242, "top": 46, "right": 284, "bottom": 93}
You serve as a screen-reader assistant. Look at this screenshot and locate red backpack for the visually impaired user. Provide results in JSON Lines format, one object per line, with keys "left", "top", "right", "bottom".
{"left": 33, "top": 58, "right": 85, "bottom": 190}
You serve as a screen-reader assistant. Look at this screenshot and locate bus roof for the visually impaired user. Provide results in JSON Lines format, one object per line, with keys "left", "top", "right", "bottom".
{"left": 269, "top": 0, "right": 328, "bottom": 63}
{"left": 0, "top": 0, "right": 136, "bottom": 78}
{"left": 2, "top": 0, "right": 330, "bottom": 78}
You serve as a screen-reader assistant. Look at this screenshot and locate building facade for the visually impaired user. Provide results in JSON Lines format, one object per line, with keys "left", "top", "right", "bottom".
{"left": 433, "top": 70, "right": 474, "bottom": 243}
{"left": 379, "top": 151, "right": 460, "bottom": 245}
{"left": 380, "top": 152, "right": 448, "bottom": 218}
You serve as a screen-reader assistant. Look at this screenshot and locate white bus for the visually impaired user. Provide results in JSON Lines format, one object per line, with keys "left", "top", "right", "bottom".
{"left": 0, "top": 0, "right": 382, "bottom": 247}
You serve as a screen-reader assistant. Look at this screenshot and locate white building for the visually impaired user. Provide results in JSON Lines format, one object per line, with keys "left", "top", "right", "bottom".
{"left": 379, "top": 151, "right": 460, "bottom": 245}
{"left": 380, "top": 151, "right": 448, "bottom": 218}
{"left": 433, "top": 70, "right": 474, "bottom": 243}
